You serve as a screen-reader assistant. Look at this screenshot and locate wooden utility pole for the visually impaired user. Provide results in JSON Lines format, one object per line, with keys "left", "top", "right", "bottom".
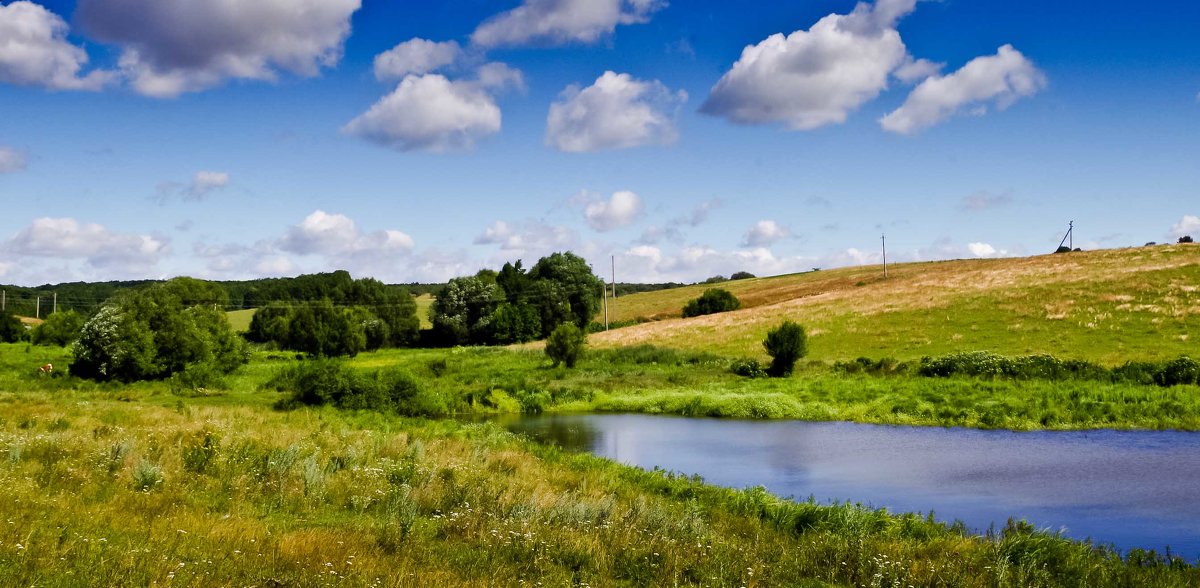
{"left": 53, "top": 293, "right": 57, "bottom": 314}
{"left": 1058, "top": 221, "right": 1074, "bottom": 251}
{"left": 882, "top": 234, "right": 888, "bottom": 278}
{"left": 36, "top": 297, "right": 40, "bottom": 319}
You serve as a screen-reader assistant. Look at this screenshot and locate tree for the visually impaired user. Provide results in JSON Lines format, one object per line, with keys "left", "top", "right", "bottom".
{"left": 730, "top": 271, "right": 756, "bottom": 280}
{"left": 32, "top": 310, "right": 85, "bottom": 346}
{"left": 763, "top": 321, "right": 808, "bottom": 377}
{"left": 429, "top": 276, "right": 504, "bottom": 346}
{"left": 529, "top": 252, "right": 604, "bottom": 334}
{"left": 1180, "top": 235, "right": 1194, "bottom": 244}
{"left": 545, "top": 322, "right": 586, "bottom": 368}
{"left": 682, "top": 288, "right": 741, "bottom": 318}
{"left": 0, "top": 310, "right": 25, "bottom": 343}
{"left": 71, "top": 278, "right": 248, "bottom": 382}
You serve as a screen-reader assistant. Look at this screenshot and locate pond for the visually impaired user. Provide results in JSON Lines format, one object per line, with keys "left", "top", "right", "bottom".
{"left": 502, "top": 414, "right": 1200, "bottom": 558}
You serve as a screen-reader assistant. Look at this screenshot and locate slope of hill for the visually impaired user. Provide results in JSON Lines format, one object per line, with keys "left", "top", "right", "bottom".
{"left": 593, "top": 245, "right": 1199, "bottom": 364}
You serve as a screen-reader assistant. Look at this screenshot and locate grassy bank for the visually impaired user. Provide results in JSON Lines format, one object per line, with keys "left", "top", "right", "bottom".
{"left": 0, "top": 391, "right": 1195, "bottom": 586}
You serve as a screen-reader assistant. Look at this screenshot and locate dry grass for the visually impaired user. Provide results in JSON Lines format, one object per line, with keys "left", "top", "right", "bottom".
{"left": 593, "top": 245, "right": 1200, "bottom": 363}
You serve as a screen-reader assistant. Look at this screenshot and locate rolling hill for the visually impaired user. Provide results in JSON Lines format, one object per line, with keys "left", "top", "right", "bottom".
{"left": 591, "top": 244, "right": 1199, "bottom": 364}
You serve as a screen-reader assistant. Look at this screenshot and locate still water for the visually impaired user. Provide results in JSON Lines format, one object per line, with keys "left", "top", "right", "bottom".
{"left": 504, "top": 414, "right": 1200, "bottom": 557}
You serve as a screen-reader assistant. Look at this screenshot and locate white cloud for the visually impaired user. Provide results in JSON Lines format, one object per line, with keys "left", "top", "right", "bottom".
{"left": 582, "top": 190, "right": 644, "bottom": 232}
{"left": 880, "top": 45, "right": 1046, "bottom": 135}
{"left": 187, "top": 170, "right": 230, "bottom": 199}
{"left": 343, "top": 73, "right": 503, "bottom": 152}
{"left": 155, "top": 170, "right": 231, "bottom": 203}
{"left": 76, "top": 0, "right": 360, "bottom": 97}
{"left": 4, "top": 217, "right": 168, "bottom": 272}
{"left": 373, "top": 38, "right": 462, "bottom": 81}
{"left": 701, "top": 0, "right": 915, "bottom": 130}
{"left": 0, "top": 146, "right": 28, "bottom": 173}
{"left": 546, "top": 71, "right": 686, "bottom": 152}
{"left": 967, "top": 242, "right": 997, "bottom": 257}
{"left": 474, "top": 219, "right": 577, "bottom": 257}
{"left": 0, "top": 1, "right": 111, "bottom": 91}
{"left": 279, "top": 210, "right": 414, "bottom": 256}
{"left": 1169, "top": 215, "right": 1200, "bottom": 240}
{"left": 471, "top": 0, "right": 665, "bottom": 48}
{"left": 742, "top": 220, "right": 790, "bottom": 247}
{"left": 619, "top": 245, "right": 814, "bottom": 283}
{"left": 345, "top": 61, "right": 522, "bottom": 154}
{"left": 672, "top": 198, "right": 720, "bottom": 227}
{"left": 894, "top": 57, "right": 943, "bottom": 83}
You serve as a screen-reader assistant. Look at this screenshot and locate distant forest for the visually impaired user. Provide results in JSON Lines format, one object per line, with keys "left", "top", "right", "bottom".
{"left": 0, "top": 274, "right": 687, "bottom": 316}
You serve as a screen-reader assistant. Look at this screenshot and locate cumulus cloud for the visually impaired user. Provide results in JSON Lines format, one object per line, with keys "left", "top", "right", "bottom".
{"left": 76, "top": 0, "right": 360, "bottom": 97}
{"left": 471, "top": 0, "right": 666, "bottom": 48}
{"left": 0, "top": 1, "right": 112, "bottom": 91}
{"left": 893, "top": 57, "right": 943, "bottom": 84}
{"left": 374, "top": 38, "right": 462, "bottom": 81}
{"left": 880, "top": 45, "right": 1046, "bottom": 134}
{"left": 1169, "top": 215, "right": 1200, "bottom": 240}
{"left": 345, "top": 60, "right": 522, "bottom": 153}
{"left": 474, "top": 219, "right": 577, "bottom": 257}
{"left": 0, "top": 146, "right": 28, "bottom": 173}
{"left": 279, "top": 210, "right": 414, "bottom": 256}
{"left": 4, "top": 217, "right": 168, "bottom": 273}
{"left": 742, "top": 220, "right": 790, "bottom": 247}
{"left": 581, "top": 190, "right": 644, "bottom": 232}
{"left": 967, "top": 242, "right": 997, "bottom": 257}
{"left": 960, "top": 190, "right": 1013, "bottom": 212}
{"left": 546, "top": 71, "right": 686, "bottom": 152}
{"left": 343, "top": 74, "right": 502, "bottom": 152}
{"left": 701, "top": 0, "right": 915, "bottom": 130}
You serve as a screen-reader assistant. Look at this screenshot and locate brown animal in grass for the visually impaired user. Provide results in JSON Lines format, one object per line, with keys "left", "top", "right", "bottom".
{"left": 37, "top": 363, "right": 52, "bottom": 376}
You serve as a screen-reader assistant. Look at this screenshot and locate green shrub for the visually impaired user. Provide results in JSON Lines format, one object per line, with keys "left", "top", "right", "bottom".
{"left": 730, "top": 271, "right": 756, "bottom": 280}
{"left": 1156, "top": 356, "right": 1200, "bottom": 387}
{"left": 31, "top": 310, "right": 84, "bottom": 347}
{"left": 682, "top": 288, "right": 741, "bottom": 318}
{"left": 0, "top": 311, "right": 25, "bottom": 343}
{"left": 545, "top": 323, "right": 586, "bottom": 368}
{"left": 763, "top": 321, "right": 807, "bottom": 377}
{"left": 730, "top": 358, "right": 766, "bottom": 378}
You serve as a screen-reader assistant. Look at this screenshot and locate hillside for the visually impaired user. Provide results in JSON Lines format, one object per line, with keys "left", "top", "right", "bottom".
{"left": 592, "top": 245, "right": 1200, "bottom": 364}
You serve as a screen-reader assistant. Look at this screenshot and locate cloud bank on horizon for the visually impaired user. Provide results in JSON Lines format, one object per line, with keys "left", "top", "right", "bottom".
{"left": 0, "top": 0, "right": 1194, "bottom": 286}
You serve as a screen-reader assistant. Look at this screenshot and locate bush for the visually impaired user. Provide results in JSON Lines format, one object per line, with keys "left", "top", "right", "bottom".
{"left": 730, "top": 271, "right": 756, "bottom": 280}
{"left": 682, "top": 288, "right": 741, "bottom": 318}
{"left": 545, "top": 323, "right": 586, "bottom": 368}
{"left": 0, "top": 310, "right": 25, "bottom": 343}
{"left": 1179, "top": 235, "right": 1194, "bottom": 243}
{"left": 730, "top": 358, "right": 766, "bottom": 378}
{"left": 763, "top": 321, "right": 807, "bottom": 377}
{"left": 31, "top": 310, "right": 84, "bottom": 347}
{"left": 1156, "top": 356, "right": 1200, "bottom": 387}
{"left": 272, "top": 359, "right": 450, "bottom": 417}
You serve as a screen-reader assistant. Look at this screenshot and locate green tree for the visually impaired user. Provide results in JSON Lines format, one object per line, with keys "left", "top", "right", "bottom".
{"left": 682, "top": 288, "right": 741, "bottom": 318}
{"left": 0, "top": 310, "right": 26, "bottom": 343}
{"left": 545, "top": 322, "right": 586, "bottom": 368}
{"left": 764, "top": 321, "right": 808, "bottom": 377}
{"left": 32, "top": 310, "right": 85, "bottom": 347}
{"left": 529, "top": 252, "right": 604, "bottom": 334}
{"left": 488, "top": 302, "right": 541, "bottom": 344}
{"left": 70, "top": 278, "right": 247, "bottom": 382}
{"left": 429, "top": 276, "right": 504, "bottom": 346}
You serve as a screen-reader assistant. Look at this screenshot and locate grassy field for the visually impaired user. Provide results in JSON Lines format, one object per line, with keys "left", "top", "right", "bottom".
{"left": 593, "top": 245, "right": 1200, "bottom": 364}
{"left": 415, "top": 293, "right": 434, "bottom": 329}
{"left": 225, "top": 308, "right": 256, "bottom": 333}
{"left": 1, "top": 353, "right": 1196, "bottom": 586}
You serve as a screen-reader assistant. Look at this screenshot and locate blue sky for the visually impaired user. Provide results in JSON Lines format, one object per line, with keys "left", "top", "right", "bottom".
{"left": 0, "top": 0, "right": 1197, "bottom": 286}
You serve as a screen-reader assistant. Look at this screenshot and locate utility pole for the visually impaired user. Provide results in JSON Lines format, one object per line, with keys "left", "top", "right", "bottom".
{"left": 882, "top": 234, "right": 888, "bottom": 278}
{"left": 36, "top": 297, "right": 40, "bottom": 319}
{"left": 602, "top": 283, "right": 609, "bottom": 331}
{"left": 611, "top": 256, "right": 617, "bottom": 299}
{"left": 1057, "top": 221, "right": 1074, "bottom": 252}
{"left": 53, "top": 293, "right": 57, "bottom": 315}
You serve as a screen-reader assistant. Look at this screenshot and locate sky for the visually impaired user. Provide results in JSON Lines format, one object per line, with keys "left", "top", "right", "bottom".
{"left": 0, "top": 0, "right": 1197, "bottom": 286}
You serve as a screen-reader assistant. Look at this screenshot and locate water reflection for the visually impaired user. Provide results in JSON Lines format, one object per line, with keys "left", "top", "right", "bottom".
{"left": 506, "top": 414, "right": 1200, "bottom": 558}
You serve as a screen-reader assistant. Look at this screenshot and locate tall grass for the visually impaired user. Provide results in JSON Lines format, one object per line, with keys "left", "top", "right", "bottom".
{"left": 0, "top": 394, "right": 1194, "bottom": 586}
